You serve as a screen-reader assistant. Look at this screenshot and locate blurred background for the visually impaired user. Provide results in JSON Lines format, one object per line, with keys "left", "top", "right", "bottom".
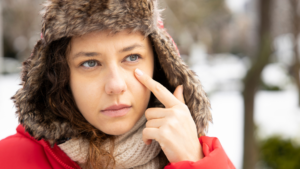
{"left": 1, "top": 0, "right": 300, "bottom": 168}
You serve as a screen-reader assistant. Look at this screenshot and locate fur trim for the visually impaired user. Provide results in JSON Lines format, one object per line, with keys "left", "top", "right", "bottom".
{"left": 13, "top": 0, "right": 212, "bottom": 144}
{"left": 41, "top": 0, "right": 160, "bottom": 44}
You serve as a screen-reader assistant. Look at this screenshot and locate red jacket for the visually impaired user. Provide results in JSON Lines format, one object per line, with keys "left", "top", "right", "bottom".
{"left": 0, "top": 125, "right": 235, "bottom": 169}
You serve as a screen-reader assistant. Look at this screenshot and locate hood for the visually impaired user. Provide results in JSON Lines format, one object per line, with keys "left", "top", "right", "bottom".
{"left": 12, "top": 0, "right": 212, "bottom": 145}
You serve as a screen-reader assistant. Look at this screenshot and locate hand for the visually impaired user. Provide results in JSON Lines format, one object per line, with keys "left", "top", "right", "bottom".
{"left": 134, "top": 68, "right": 203, "bottom": 163}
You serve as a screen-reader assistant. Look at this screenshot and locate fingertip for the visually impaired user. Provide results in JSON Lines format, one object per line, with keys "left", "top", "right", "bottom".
{"left": 143, "top": 139, "right": 152, "bottom": 145}
{"left": 135, "top": 68, "right": 143, "bottom": 76}
{"left": 175, "top": 85, "right": 183, "bottom": 93}
{"left": 173, "top": 85, "right": 185, "bottom": 103}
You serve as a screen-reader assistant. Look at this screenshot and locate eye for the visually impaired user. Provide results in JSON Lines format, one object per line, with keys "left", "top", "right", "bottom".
{"left": 124, "top": 54, "right": 140, "bottom": 62}
{"left": 82, "top": 60, "right": 98, "bottom": 68}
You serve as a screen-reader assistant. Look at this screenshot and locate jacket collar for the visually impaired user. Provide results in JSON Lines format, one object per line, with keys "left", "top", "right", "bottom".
{"left": 17, "top": 124, "right": 81, "bottom": 169}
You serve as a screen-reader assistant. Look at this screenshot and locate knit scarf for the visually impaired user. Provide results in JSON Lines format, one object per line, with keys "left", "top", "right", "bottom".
{"left": 58, "top": 115, "right": 169, "bottom": 169}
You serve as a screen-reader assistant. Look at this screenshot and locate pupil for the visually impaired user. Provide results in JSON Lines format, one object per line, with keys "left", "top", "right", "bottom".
{"left": 88, "top": 61, "right": 96, "bottom": 67}
{"left": 130, "top": 55, "right": 137, "bottom": 61}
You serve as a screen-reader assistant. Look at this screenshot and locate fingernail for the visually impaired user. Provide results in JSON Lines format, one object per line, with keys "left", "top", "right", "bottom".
{"left": 135, "top": 68, "right": 143, "bottom": 76}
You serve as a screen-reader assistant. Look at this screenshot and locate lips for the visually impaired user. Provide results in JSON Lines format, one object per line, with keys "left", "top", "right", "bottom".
{"left": 101, "top": 104, "right": 131, "bottom": 111}
{"left": 101, "top": 104, "right": 132, "bottom": 118}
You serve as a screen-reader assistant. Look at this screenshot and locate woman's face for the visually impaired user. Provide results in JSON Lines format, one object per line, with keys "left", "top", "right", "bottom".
{"left": 67, "top": 29, "right": 154, "bottom": 135}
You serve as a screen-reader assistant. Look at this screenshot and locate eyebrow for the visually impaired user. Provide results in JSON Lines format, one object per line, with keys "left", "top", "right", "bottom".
{"left": 72, "top": 43, "right": 144, "bottom": 60}
{"left": 119, "top": 43, "right": 144, "bottom": 53}
{"left": 72, "top": 52, "right": 100, "bottom": 60}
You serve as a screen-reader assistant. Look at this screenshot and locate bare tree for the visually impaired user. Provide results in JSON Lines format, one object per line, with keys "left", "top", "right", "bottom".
{"left": 242, "top": 0, "right": 273, "bottom": 169}
{"left": 161, "top": 0, "right": 231, "bottom": 55}
{"left": 290, "top": 0, "right": 300, "bottom": 106}
{"left": 2, "top": 0, "right": 43, "bottom": 62}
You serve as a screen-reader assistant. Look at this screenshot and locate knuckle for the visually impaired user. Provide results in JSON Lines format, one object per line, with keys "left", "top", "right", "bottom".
{"left": 169, "top": 108, "right": 180, "bottom": 117}
{"left": 169, "top": 119, "right": 178, "bottom": 129}
{"left": 159, "top": 128, "right": 169, "bottom": 137}
{"left": 145, "top": 110, "right": 150, "bottom": 119}
{"left": 159, "top": 129, "right": 170, "bottom": 144}
{"left": 166, "top": 118, "right": 178, "bottom": 129}
{"left": 144, "top": 108, "right": 152, "bottom": 119}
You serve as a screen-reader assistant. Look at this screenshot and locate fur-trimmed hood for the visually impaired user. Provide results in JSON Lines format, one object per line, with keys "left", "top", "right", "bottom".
{"left": 12, "top": 0, "right": 212, "bottom": 145}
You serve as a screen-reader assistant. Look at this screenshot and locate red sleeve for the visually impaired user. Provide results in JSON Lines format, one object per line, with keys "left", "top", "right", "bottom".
{"left": 0, "top": 125, "right": 81, "bottom": 169}
{"left": 0, "top": 133, "right": 52, "bottom": 169}
{"left": 164, "top": 136, "right": 235, "bottom": 169}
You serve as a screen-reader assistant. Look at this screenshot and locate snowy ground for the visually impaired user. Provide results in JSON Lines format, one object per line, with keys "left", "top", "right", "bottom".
{"left": 206, "top": 90, "right": 300, "bottom": 169}
{"left": 1, "top": 73, "right": 300, "bottom": 169}
{"left": 0, "top": 74, "right": 20, "bottom": 140}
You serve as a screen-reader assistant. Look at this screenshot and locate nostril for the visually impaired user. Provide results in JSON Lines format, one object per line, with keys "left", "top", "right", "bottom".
{"left": 105, "top": 83, "right": 127, "bottom": 95}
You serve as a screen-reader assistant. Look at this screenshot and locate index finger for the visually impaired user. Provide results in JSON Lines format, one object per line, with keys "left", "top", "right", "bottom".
{"left": 134, "top": 68, "right": 181, "bottom": 108}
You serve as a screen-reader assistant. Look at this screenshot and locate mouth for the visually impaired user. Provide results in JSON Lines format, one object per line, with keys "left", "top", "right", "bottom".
{"left": 101, "top": 104, "right": 132, "bottom": 117}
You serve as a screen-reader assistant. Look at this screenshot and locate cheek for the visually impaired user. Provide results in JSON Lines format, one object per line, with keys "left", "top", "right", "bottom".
{"left": 129, "top": 77, "right": 149, "bottom": 97}
{"left": 70, "top": 74, "right": 103, "bottom": 113}
{"left": 127, "top": 71, "right": 152, "bottom": 108}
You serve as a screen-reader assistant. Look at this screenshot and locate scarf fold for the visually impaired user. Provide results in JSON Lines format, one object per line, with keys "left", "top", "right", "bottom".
{"left": 58, "top": 115, "right": 169, "bottom": 169}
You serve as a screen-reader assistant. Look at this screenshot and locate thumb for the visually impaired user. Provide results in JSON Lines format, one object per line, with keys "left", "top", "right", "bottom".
{"left": 173, "top": 85, "right": 185, "bottom": 103}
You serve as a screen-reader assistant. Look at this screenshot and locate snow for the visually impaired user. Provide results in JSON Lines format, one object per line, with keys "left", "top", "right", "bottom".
{"left": 205, "top": 90, "right": 300, "bottom": 169}
{"left": 255, "top": 91, "right": 300, "bottom": 139}
{"left": 1, "top": 54, "right": 300, "bottom": 169}
{"left": 261, "top": 63, "right": 292, "bottom": 90}
{"left": 225, "top": 0, "right": 248, "bottom": 13}
{"left": 207, "top": 91, "right": 244, "bottom": 169}
{"left": 188, "top": 44, "right": 300, "bottom": 169}
{"left": 274, "top": 34, "right": 294, "bottom": 66}
{"left": 189, "top": 44, "right": 249, "bottom": 94}
{"left": 0, "top": 73, "right": 21, "bottom": 140}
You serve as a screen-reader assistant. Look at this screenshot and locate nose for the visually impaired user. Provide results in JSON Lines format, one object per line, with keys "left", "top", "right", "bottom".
{"left": 104, "top": 66, "right": 127, "bottom": 95}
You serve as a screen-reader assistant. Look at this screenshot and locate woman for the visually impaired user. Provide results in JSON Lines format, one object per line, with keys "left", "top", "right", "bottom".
{"left": 0, "top": 0, "right": 235, "bottom": 169}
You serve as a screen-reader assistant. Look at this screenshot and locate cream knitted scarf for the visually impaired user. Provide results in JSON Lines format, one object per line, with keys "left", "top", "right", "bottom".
{"left": 58, "top": 115, "right": 169, "bottom": 169}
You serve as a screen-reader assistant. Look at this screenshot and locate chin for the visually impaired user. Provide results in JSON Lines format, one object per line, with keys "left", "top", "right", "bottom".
{"left": 101, "top": 121, "right": 135, "bottom": 136}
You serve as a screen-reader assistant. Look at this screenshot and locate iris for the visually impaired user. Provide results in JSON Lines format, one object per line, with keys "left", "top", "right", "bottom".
{"left": 83, "top": 60, "right": 97, "bottom": 67}
{"left": 126, "top": 54, "right": 139, "bottom": 61}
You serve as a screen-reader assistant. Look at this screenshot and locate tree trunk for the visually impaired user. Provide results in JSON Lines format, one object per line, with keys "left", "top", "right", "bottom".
{"left": 242, "top": 0, "right": 273, "bottom": 169}
{"left": 290, "top": 0, "right": 300, "bottom": 106}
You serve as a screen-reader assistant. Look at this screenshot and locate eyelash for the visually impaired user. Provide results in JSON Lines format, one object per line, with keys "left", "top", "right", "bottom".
{"left": 80, "top": 54, "right": 142, "bottom": 68}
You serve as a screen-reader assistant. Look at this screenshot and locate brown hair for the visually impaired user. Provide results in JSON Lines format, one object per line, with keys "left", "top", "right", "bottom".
{"left": 16, "top": 34, "right": 171, "bottom": 169}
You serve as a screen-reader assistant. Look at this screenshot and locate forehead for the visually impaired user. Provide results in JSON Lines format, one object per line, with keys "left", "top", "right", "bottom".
{"left": 69, "top": 29, "right": 151, "bottom": 50}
